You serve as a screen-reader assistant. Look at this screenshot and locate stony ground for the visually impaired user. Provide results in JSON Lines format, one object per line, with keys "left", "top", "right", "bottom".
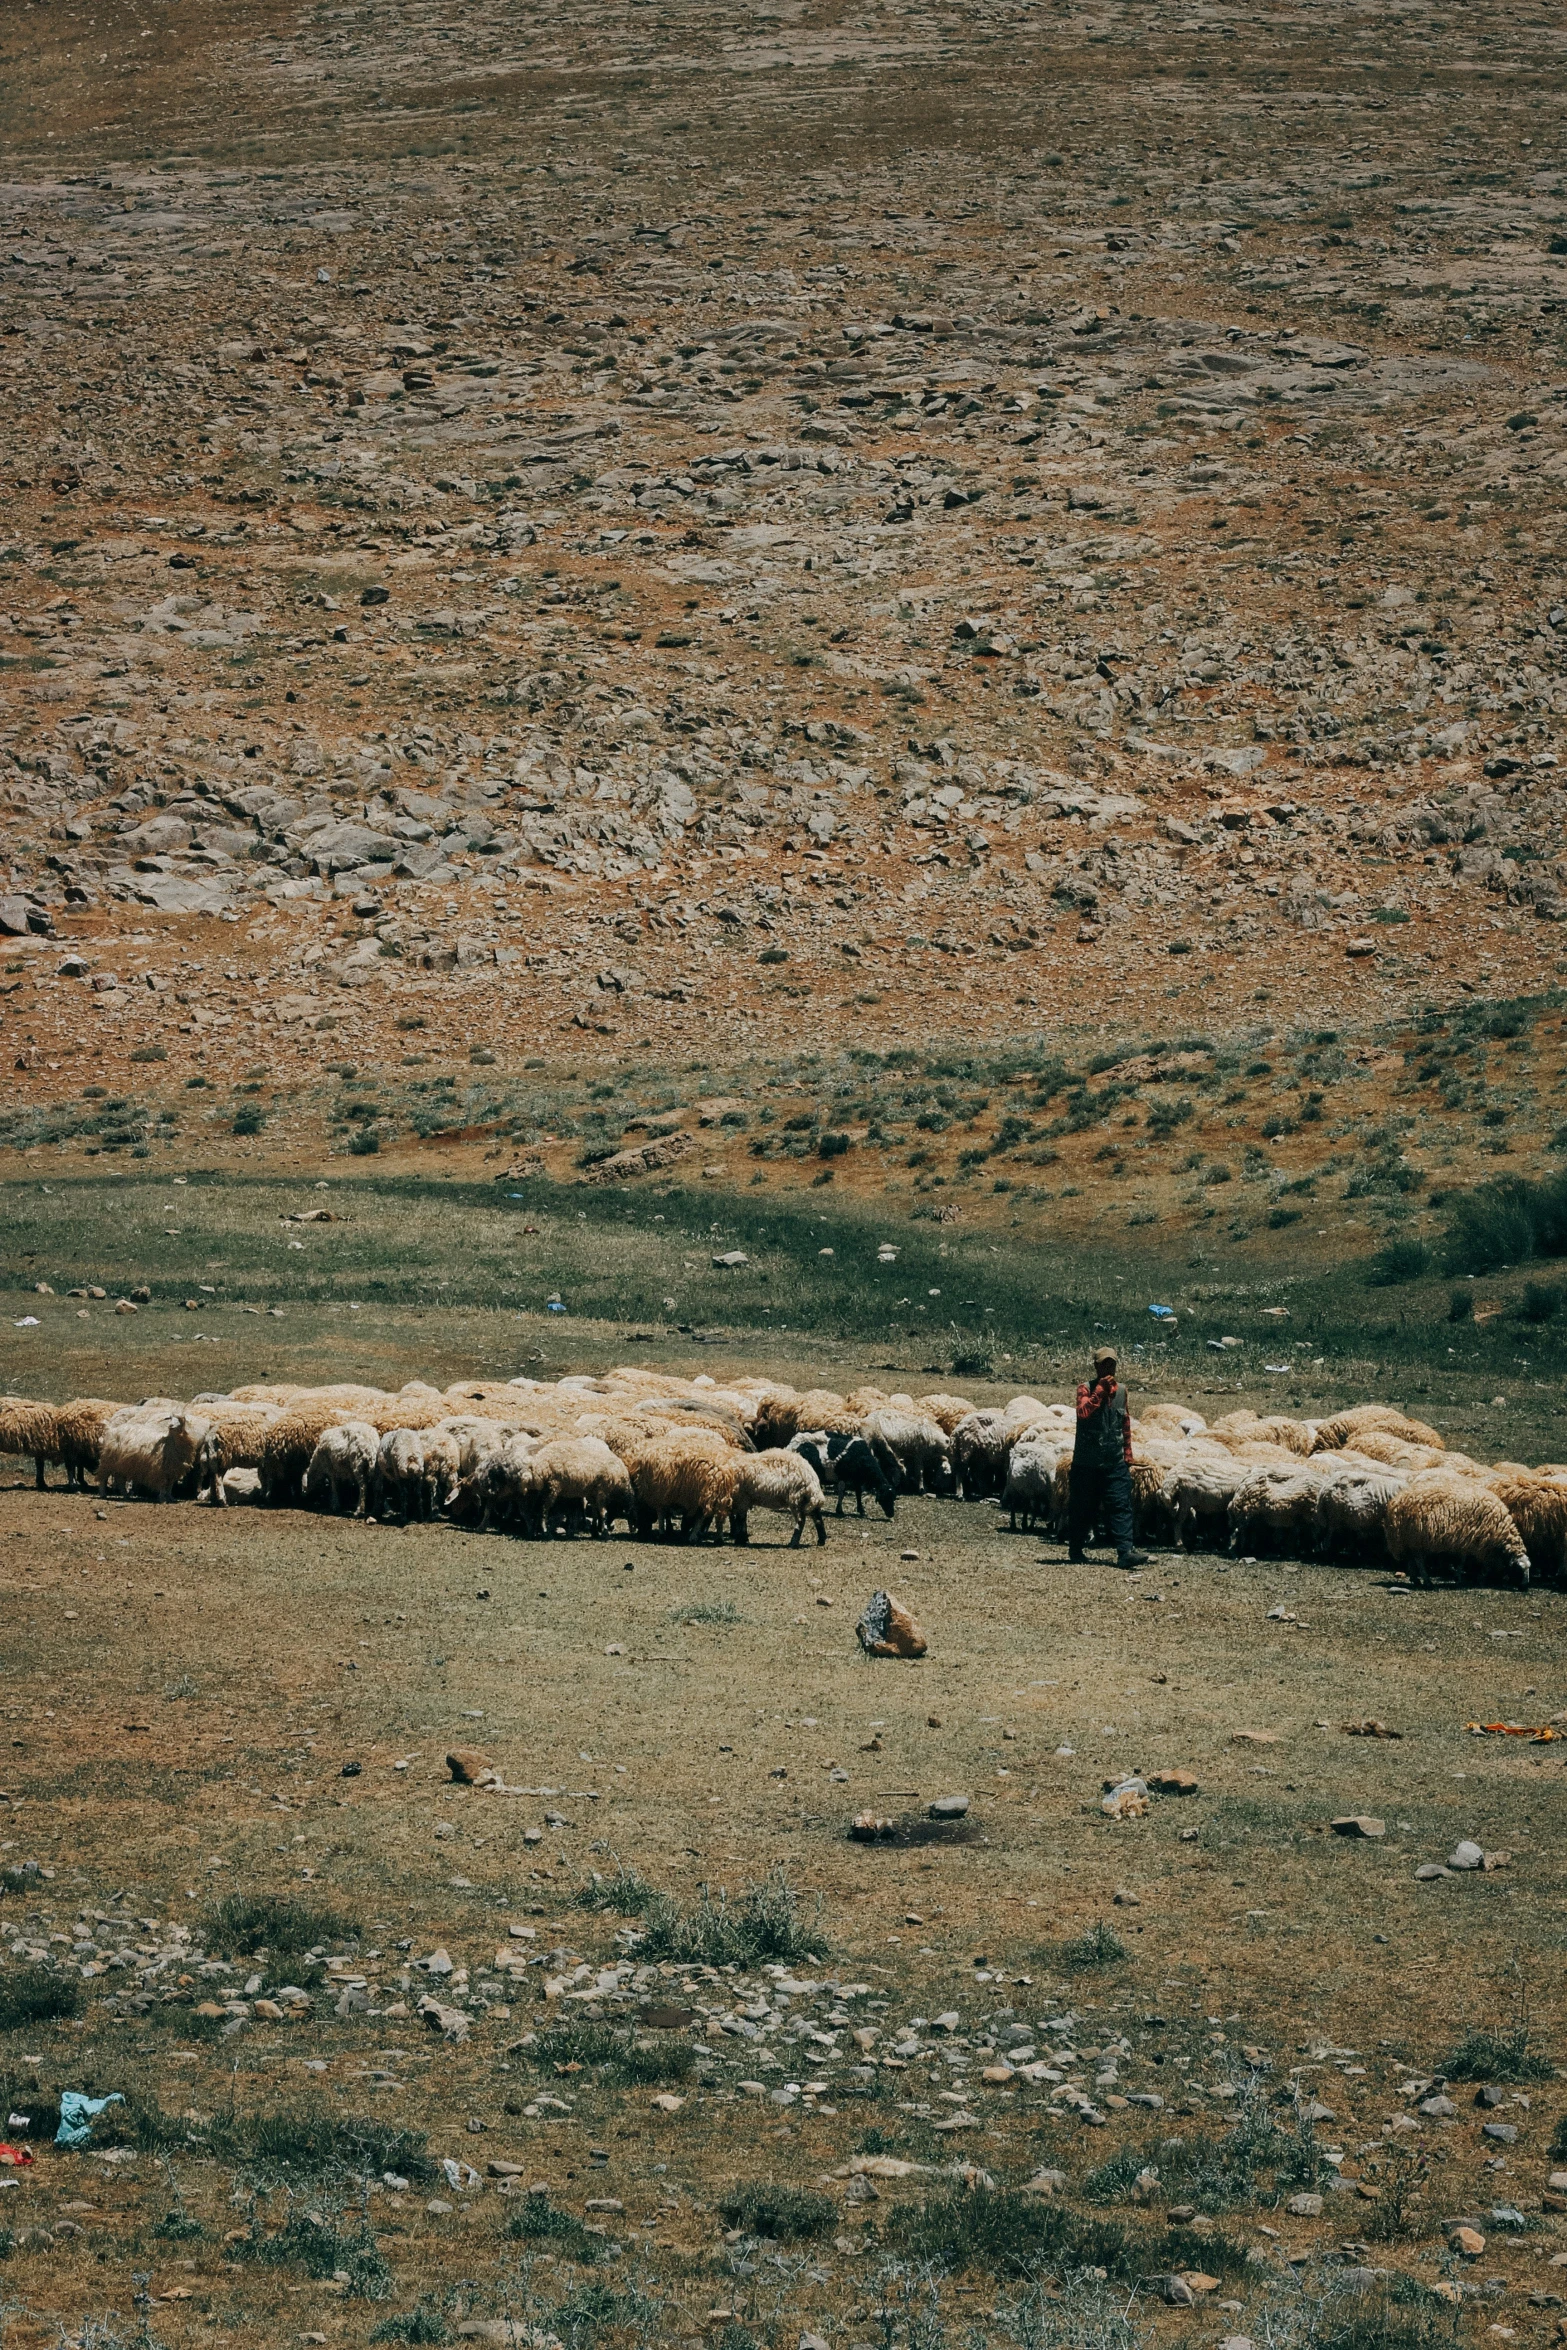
{"left": 2, "top": 0, "right": 1567, "bottom": 1104}
{"left": 3, "top": 0, "right": 1567, "bottom": 2342}
{"left": 0, "top": 1375, "right": 1565, "bottom": 2350}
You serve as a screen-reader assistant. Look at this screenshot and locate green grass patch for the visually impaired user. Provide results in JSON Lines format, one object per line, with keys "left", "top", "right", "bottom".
{"left": 0, "top": 1966, "right": 85, "bottom": 2031}
{"left": 635, "top": 1869, "right": 823, "bottom": 1967}
{"left": 575, "top": 1861, "right": 658, "bottom": 1916}
{"left": 533, "top": 2019, "right": 695, "bottom": 2087}
{"left": 1054, "top": 1921, "right": 1128, "bottom": 1973}
{"left": 204, "top": 1892, "right": 359, "bottom": 1976}
{"left": 1439, "top": 2025, "right": 1554, "bottom": 2083}
{"left": 506, "top": 2195, "right": 610, "bottom": 2260}
{"left": 716, "top": 2183, "right": 835, "bottom": 2240}
{"left": 210, "top": 2104, "right": 434, "bottom": 2182}
{"left": 370, "top": 2300, "right": 452, "bottom": 2345}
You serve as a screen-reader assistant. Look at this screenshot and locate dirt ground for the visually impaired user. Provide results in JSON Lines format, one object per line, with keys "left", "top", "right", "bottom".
{"left": 0, "top": 1316, "right": 1563, "bottom": 2350}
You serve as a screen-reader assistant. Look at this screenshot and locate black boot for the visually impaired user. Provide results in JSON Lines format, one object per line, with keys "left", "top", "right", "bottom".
{"left": 1116, "top": 1547, "right": 1150, "bottom": 1569}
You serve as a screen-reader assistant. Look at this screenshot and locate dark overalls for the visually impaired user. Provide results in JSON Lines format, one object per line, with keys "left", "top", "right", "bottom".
{"left": 1069, "top": 1378, "right": 1136, "bottom": 1562}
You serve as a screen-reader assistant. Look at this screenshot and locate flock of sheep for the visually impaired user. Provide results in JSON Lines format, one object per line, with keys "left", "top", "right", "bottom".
{"left": 0, "top": 1371, "right": 1561, "bottom": 1586}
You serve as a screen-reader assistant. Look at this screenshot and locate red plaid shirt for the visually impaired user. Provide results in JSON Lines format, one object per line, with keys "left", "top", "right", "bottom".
{"left": 1076, "top": 1377, "right": 1133, "bottom": 1464}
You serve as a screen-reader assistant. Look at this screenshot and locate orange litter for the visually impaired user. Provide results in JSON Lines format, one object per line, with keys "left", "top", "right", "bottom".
{"left": 1464, "top": 1721, "right": 1558, "bottom": 1741}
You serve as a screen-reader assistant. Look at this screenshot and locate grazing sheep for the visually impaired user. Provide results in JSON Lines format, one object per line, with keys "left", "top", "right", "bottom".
{"left": 915, "top": 1392, "right": 977, "bottom": 1437}
{"left": 1385, "top": 1471, "right": 1530, "bottom": 1589}
{"left": 1129, "top": 1458, "right": 1175, "bottom": 1546}
{"left": 419, "top": 1428, "right": 462, "bottom": 1520}
{"left": 192, "top": 1403, "right": 283, "bottom": 1505}
{"left": 303, "top": 1422, "right": 380, "bottom": 1517}
{"left": 1313, "top": 1462, "right": 1408, "bottom": 1564}
{"left": 638, "top": 1397, "right": 753, "bottom": 1448}
{"left": 1341, "top": 1429, "right": 1445, "bottom": 1473}
{"left": 1490, "top": 1473, "right": 1567, "bottom": 1586}
{"left": 375, "top": 1427, "right": 432, "bottom": 1523}
{"left": 230, "top": 1383, "right": 308, "bottom": 1406}
{"left": 455, "top": 1432, "right": 542, "bottom": 1534}
{"left": 1243, "top": 1416, "right": 1319, "bottom": 1458}
{"left": 788, "top": 1431, "right": 897, "bottom": 1519}
{"left": 0, "top": 1397, "right": 61, "bottom": 1490}
{"left": 1314, "top": 1405, "right": 1443, "bottom": 1453}
{"left": 861, "top": 1406, "right": 953, "bottom": 1495}
{"left": 1162, "top": 1448, "right": 1252, "bottom": 1548}
{"left": 628, "top": 1433, "right": 733, "bottom": 1540}
{"left": 260, "top": 1404, "right": 355, "bottom": 1507}
{"left": 997, "top": 1396, "right": 1051, "bottom": 1444}
{"left": 528, "top": 1436, "right": 633, "bottom": 1538}
{"left": 842, "top": 1385, "right": 892, "bottom": 1417}
{"left": 99, "top": 1405, "right": 212, "bottom": 1502}
{"left": 438, "top": 1416, "right": 514, "bottom": 1482}
{"left": 952, "top": 1409, "right": 1009, "bottom": 1501}
{"left": 1002, "top": 1428, "right": 1067, "bottom": 1532}
{"left": 697, "top": 1447, "right": 827, "bottom": 1547}
{"left": 1137, "top": 1401, "right": 1207, "bottom": 1439}
{"left": 1227, "top": 1464, "right": 1328, "bottom": 1556}
{"left": 54, "top": 1397, "right": 123, "bottom": 1491}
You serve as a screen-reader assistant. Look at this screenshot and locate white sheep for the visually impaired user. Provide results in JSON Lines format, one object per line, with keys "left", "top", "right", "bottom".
{"left": 861, "top": 1405, "right": 953, "bottom": 1495}
{"left": 1313, "top": 1462, "right": 1407, "bottom": 1564}
{"left": 1162, "top": 1446, "right": 1251, "bottom": 1548}
{"left": 375, "top": 1427, "right": 430, "bottom": 1522}
{"left": 304, "top": 1422, "right": 380, "bottom": 1517}
{"left": 952, "top": 1409, "right": 1009, "bottom": 1501}
{"left": 699, "top": 1447, "right": 826, "bottom": 1547}
{"left": 528, "top": 1436, "right": 634, "bottom": 1538}
{"left": 1002, "top": 1427, "right": 1067, "bottom": 1532}
{"left": 1385, "top": 1471, "right": 1531, "bottom": 1589}
{"left": 1227, "top": 1463, "right": 1328, "bottom": 1556}
{"left": 0, "top": 1397, "right": 61, "bottom": 1490}
{"left": 99, "top": 1404, "right": 212, "bottom": 1502}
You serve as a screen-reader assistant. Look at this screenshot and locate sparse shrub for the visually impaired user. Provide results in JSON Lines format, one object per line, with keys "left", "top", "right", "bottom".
{"left": 1520, "top": 1279, "right": 1559, "bottom": 1322}
{"left": 0, "top": 1966, "right": 84, "bottom": 2031}
{"left": 349, "top": 1128, "right": 381, "bottom": 1155}
{"left": 576, "top": 1861, "right": 658, "bottom": 1916}
{"left": 1268, "top": 1207, "right": 1302, "bottom": 1229}
{"left": 950, "top": 1340, "right": 997, "bottom": 1377}
{"left": 1440, "top": 2024, "right": 1553, "bottom": 2083}
{"left": 1056, "top": 1921, "right": 1127, "bottom": 1973}
{"left": 1448, "top": 1287, "right": 1474, "bottom": 1322}
{"left": 232, "top": 1106, "right": 265, "bottom": 1136}
{"left": 506, "top": 2196, "right": 605, "bottom": 2260}
{"left": 717, "top": 2184, "right": 834, "bottom": 2240}
{"left": 552, "top": 2278, "right": 662, "bottom": 2336}
{"left": 1443, "top": 1170, "right": 1567, "bottom": 1274}
{"left": 534, "top": 2019, "right": 694, "bottom": 2087}
{"left": 370, "top": 2299, "right": 452, "bottom": 2345}
{"left": 206, "top": 1893, "right": 357, "bottom": 1973}
{"left": 1366, "top": 1238, "right": 1430, "bottom": 1287}
{"left": 241, "top": 2203, "right": 394, "bottom": 2299}
{"left": 636, "top": 1868, "right": 822, "bottom": 1967}
{"left": 669, "top": 1598, "right": 743, "bottom": 1626}
{"left": 211, "top": 2106, "right": 434, "bottom": 2183}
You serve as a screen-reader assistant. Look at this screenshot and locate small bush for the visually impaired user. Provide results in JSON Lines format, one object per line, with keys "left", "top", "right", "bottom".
{"left": 349, "top": 1128, "right": 382, "bottom": 1155}
{"left": 1267, "top": 1206, "right": 1302, "bottom": 1228}
{"left": 1520, "top": 1280, "right": 1559, "bottom": 1322}
{"left": 636, "top": 1868, "right": 822, "bottom": 1967}
{"left": 668, "top": 1598, "right": 743, "bottom": 1626}
{"left": 552, "top": 2279, "right": 661, "bottom": 2336}
{"left": 232, "top": 1105, "right": 265, "bottom": 1136}
{"left": 818, "top": 1130, "right": 853, "bottom": 1158}
{"left": 1366, "top": 1238, "right": 1431, "bottom": 1287}
{"left": 576, "top": 1861, "right": 658, "bottom": 1916}
{"left": 1448, "top": 1287, "right": 1474, "bottom": 1322}
{"left": 370, "top": 2300, "right": 452, "bottom": 2345}
{"left": 534, "top": 2019, "right": 694, "bottom": 2088}
{"left": 0, "top": 1966, "right": 85, "bottom": 2031}
{"left": 211, "top": 2106, "right": 434, "bottom": 2182}
{"left": 506, "top": 2196, "right": 605, "bottom": 2259}
{"left": 718, "top": 2184, "right": 835, "bottom": 2240}
{"left": 1056, "top": 1921, "right": 1127, "bottom": 1973}
{"left": 1553, "top": 2112, "right": 1567, "bottom": 2160}
{"left": 950, "top": 1341, "right": 997, "bottom": 1378}
{"left": 1443, "top": 1170, "right": 1567, "bottom": 1274}
{"left": 1440, "top": 2025, "right": 1553, "bottom": 2083}
{"left": 206, "top": 1893, "right": 357, "bottom": 1971}
{"left": 892, "top": 2189, "right": 1133, "bottom": 2278}
{"left": 242, "top": 2204, "right": 394, "bottom": 2300}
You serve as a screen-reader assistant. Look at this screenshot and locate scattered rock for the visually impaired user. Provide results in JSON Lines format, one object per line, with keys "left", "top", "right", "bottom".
{"left": 928, "top": 1794, "right": 970, "bottom": 1820}
{"left": 1450, "top": 2225, "right": 1486, "bottom": 2257}
{"left": 1331, "top": 1815, "right": 1386, "bottom": 1838}
{"left": 857, "top": 1589, "right": 927, "bottom": 1658}
{"left": 1286, "top": 2193, "right": 1323, "bottom": 2217}
{"left": 1449, "top": 1840, "right": 1485, "bottom": 1870}
{"left": 446, "top": 1748, "right": 494, "bottom": 1785}
{"left": 1415, "top": 1863, "right": 1452, "bottom": 1882}
{"left": 1147, "top": 1769, "right": 1200, "bottom": 1795}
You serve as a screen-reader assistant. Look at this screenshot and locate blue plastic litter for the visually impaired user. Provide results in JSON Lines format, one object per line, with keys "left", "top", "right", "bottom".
{"left": 546, "top": 1301, "right": 567, "bottom": 1314}
{"left": 1147, "top": 1303, "right": 1176, "bottom": 1321}
{"left": 56, "top": 2090, "right": 123, "bottom": 2148}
